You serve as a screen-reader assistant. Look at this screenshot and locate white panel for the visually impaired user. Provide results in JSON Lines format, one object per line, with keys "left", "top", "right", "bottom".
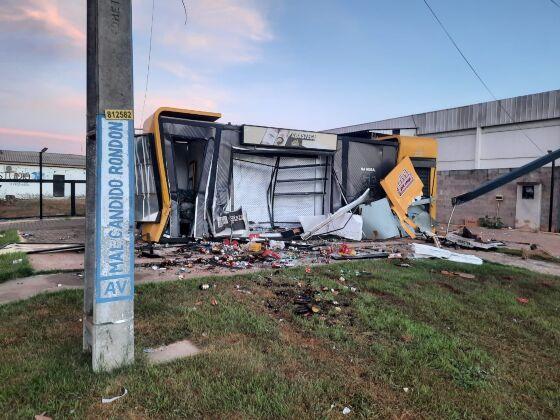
{"left": 435, "top": 133, "right": 476, "bottom": 170}
{"left": 481, "top": 124, "right": 560, "bottom": 168}
{"left": 232, "top": 155, "right": 273, "bottom": 225}
{"left": 243, "top": 126, "right": 337, "bottom": 150}
{"left": 232, "top": 154, "right": 325, "bottom": 227}
{"left": 437, "top": 160, "right": 475, "bottom": 171}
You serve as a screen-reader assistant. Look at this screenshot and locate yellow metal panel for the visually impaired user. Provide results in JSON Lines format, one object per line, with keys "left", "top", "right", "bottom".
{"left": 392, "top": 135, "right": 438, "bottom": 162}
{"left": 380, "top": 135, "right": 438, "bottom": 229}
{"left": 140, "top": 107, "right": 221, "bottom": 242}
{"left": 380, "top": 157, "right": 425, "bottom": 238}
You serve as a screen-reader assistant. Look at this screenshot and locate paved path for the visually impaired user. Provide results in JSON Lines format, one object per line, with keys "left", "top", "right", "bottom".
{"left": 464, "top": 250, "right": 560, "bottom": 276}
{"left": 0, "top": 267, "right": 254, "bottom": 305}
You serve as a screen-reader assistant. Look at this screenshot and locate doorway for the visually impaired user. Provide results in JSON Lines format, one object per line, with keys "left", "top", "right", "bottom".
{"left": 515, "top": 183, "right": 542, "bottom": 231}
{"left": 172, "top": 139, "right": 206, "bottom": 236}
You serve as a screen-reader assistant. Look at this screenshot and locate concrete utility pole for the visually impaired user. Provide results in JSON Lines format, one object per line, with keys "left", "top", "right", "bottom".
{"left": 84, "top": 0, "right": 135, "bottom": 372}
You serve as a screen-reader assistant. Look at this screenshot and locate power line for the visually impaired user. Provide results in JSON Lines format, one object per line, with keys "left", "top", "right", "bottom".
{"left": 140, "top": 0, "right": 155, "bottom": 126}
{"left": 181, "top": 0, "right": 188, "bottom": 24}
{"left": 549, "top": 0, "right": 560, "bottom": 9}
{"left": 421, "top": 0, "right": 546, "bottom": 154}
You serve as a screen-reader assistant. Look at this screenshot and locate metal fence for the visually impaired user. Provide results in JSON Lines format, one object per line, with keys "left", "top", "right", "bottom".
{"left": 0, "top": 178, "right": 86, "bottom": 219}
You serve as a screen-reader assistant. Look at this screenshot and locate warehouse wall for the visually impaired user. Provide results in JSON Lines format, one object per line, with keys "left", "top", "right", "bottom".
{"left": 0, "top": 164, "right": 86, "bottom": 199}
{"left": 434, "top": 119, "right": 560, "bottom": 171}
{"left": 436, "top": 167, "right": 559, "bottom": 232}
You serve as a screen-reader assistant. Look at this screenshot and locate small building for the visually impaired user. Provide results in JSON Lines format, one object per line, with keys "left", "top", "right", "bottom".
{"left": 0, "top": 149, "right": 86, "bottom": 199}
{"left": 326, "top": 90, "right": 560, "bottom": 232}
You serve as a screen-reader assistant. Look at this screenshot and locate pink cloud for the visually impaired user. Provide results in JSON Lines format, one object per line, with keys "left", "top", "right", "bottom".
{"left": 160, "top": 0, "right": 273, "bottom": 64}
{"left": 0, "top": 127, "right": 82, "bottom": 143}
{"left": 0, "top": 0, "right": 85, "bottom": 47}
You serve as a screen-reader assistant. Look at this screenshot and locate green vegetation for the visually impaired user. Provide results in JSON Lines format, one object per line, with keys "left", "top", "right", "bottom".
{"left": 0, "top": 229, "right": 20, "bottom": 247}
{"left": 1, "top": 260, "right": 559, "bottom": 418}
{"left": 0, "top": 252, "right": 33, "bottom": 283}
{"left": 0, "top": 230, "right": 32, "bottom": 283}
{"left": 478, "top": 215, "right": 506, "bottom": 229}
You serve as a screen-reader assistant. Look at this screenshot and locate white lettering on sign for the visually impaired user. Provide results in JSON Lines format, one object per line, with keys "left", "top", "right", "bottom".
{"left": 95, "top": 116, "right": 134, "bottom": 302}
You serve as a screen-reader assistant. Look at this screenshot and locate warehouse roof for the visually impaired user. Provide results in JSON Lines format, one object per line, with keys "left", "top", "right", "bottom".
{"left": 325, "top": 89, "right": 560, "bottom": 136}
{"left": 0, "top": 149, "right": 86, "bottom": 168}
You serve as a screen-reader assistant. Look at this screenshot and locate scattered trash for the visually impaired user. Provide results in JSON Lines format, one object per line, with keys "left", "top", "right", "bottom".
{"left": 342, "top": 407, "right": 352, "bottom": 415}
{"left": 331, "top": 251, "right": 389, "bottom": 260}
{"left": 211, "top": 298, "right": 218, "bottom": 306}
{"left": 269, "top": 240, "right": 285, "bottom": 250}
{"left": 338, "top": 244, "right": 356, "bottom": 256}
{"left": 441, "top": 270, "right": 476, "bottom": 280}
{"left": 412, "top": 243, "right": 483, "bottom": 265}
{"left": 361, "top": 198, "right": 401, "bottom": 240}
{"left": 34, "top": 413, "right": 52, "bottom": 420}
{"left": 101, "top": 388, "right": 128, "bottom": 404}
{"left": 516, "top": 297, "right": 529, "bottom": 304}
{"left": 403, "top": 387, "right": 410, "bottom": 393}
{"left": 12, "top": 258, "right": 22, "bottom": 264}
{"left": 57, "top": 284, "right": 62, "bottom": 288}
{"left": 247, "top": 241, "right": 262, "bottom": 252}
{"left": 301, "top": 188, "right": 371, "bottom": 240}
{"left": 445, "top": 227, "right": 503, "bottom": 250}
{"left": 200, "top": 284, "right": 210, "bottom": 290}
{"left": 261, "top": 249, "right": 281, "bottom": 260}
{"left": 305, "top": 266, "right": 312, "bottom": 274}
{"left": 300, "top": 213, "right": 363, "bottom": 241}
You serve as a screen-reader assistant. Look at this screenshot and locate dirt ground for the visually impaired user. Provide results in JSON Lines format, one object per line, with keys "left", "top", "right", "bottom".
{"left": 467, "top": 226, "right": 560, "bottom": 257}
{"left": 0, "top": 198, "right": 85, "bottom": 219}
{"left": 0, "top": 217, "right": 85, "bottom": 244}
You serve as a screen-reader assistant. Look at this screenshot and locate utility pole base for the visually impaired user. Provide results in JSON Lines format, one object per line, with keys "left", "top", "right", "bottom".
{"left": 83, "top": 316, "right": 134, "bottom": 372}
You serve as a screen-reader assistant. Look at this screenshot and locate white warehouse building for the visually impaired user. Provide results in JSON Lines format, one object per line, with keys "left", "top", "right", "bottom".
{"left": 327, "top": 90, "right": 560, "bottom": 232}
{"left": 0, "top": 150, "right": 86, "bottom": 199}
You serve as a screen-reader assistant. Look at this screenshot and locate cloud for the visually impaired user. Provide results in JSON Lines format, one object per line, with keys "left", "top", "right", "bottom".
{"left": 0, "top": 0, "right": 85, "bottom": 53}
{"left": 159, "top": 0, "right": 273, "bottom": 64}
{"left": 135, "top": 82, "right": 230, "bottom": 125}
{"left": 154, "top": 61, "right": 204, "bottom": 82}
{"left": 0, "top": 127, "right": 82, "bottom": 143}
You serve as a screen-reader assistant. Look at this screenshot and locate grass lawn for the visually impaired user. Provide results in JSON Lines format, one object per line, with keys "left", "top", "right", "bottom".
{"left": 0, "top": 230, "right": 33, "bottom": 283}
{"left": 1, "top": 259, "right": 559, "bottom": 418}
{"left": 0, "top": 229, "right": 20, "bottom": 247}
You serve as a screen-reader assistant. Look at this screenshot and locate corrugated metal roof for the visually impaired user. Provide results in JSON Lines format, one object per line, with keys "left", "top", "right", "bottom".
{"left": 0, "top": 150, "right": 86, "bottom": 168}
{"left": 325, "top": 90, "right": 560, "bottom": 135}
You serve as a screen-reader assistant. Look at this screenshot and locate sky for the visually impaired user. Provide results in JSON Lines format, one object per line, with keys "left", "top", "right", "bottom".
{"left": 0, "top": 0, "right": 558, "bottom": 155}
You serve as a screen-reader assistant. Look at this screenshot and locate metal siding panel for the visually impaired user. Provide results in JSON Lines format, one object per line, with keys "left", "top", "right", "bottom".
{"left": 325, "top": 90, "right": 560, "bottom": 136}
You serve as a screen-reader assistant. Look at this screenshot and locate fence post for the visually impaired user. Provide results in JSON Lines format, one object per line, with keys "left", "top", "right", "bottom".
{"left": 71, "top": 182, "right": 76, "bottom": 217}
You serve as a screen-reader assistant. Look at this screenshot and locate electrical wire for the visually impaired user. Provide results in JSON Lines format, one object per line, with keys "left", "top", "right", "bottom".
{"left": 181, "top": 0, "right": 189, "bottom": 24}
{"left": 140, "top": 0, "right": 155, "bottom": 127}
{"left": 422, "top": 0, "right": 546, "bottom": 155}
{"left": 549, "top": 0, "right": 560, "bottom": 9}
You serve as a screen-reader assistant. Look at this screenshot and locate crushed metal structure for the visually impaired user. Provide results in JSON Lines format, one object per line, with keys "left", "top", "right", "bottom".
{"left": 135, "top": 108, "right": 438, "bottom": 243}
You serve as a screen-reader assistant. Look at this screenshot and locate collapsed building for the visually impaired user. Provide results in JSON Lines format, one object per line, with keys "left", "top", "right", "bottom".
{"left": 134, "top": 108, "right": 437, "bottom": 243}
